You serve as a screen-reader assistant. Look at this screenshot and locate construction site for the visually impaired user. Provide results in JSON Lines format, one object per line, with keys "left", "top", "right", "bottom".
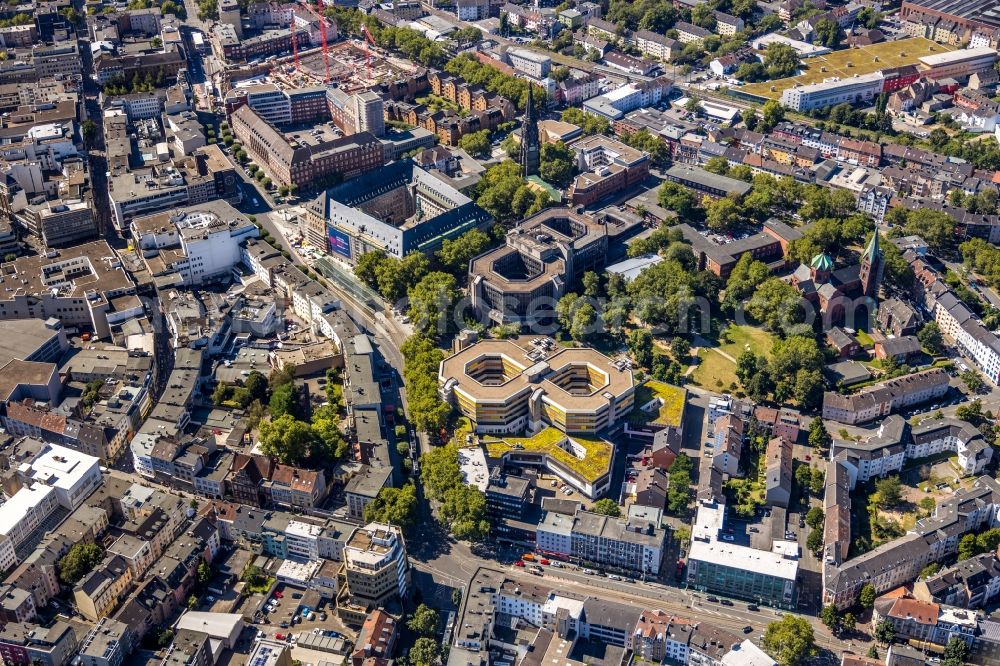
{"left": 295, "top": 39, "right": 420, "bottom": 92}
{"left": 221, "top": 34, "right": 420, "bottom": 96}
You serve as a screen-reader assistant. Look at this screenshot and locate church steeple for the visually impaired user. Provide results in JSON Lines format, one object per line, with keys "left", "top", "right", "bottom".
{"left": 521, "top": 85, "right": 540, "bottom": 178}
{"left": 859, "top": 229, "right": 883, "bottom": 298}
{"left": 810, "top": 251, "right": 833, "bottom": 284}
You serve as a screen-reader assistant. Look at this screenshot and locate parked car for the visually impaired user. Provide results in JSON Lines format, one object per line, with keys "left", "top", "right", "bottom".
{"left": 721, "top": 599, "right": 733, "bottom": 606}
{"left": 514, "top": 560, "right": 525, "bottom": 567}
{"left": 707, "top": 596, "right": 719, "bottom": 603}
{"left": 743, "top": 626, "right": 753, "bottom": 633}
{"left": 747, "top": 604, "right": 759, "bottom": 611}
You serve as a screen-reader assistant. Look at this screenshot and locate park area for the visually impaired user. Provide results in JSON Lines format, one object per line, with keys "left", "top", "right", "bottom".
{"left": 690, "top": 325, "right": 777, "bottom": 390}
{"left": 742, "top": 38, "right": 956, "bottom": 101}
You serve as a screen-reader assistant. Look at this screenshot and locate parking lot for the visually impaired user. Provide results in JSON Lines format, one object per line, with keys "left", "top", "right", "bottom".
{"left": 233, "top": 580, "right": 355, "bottom": 640}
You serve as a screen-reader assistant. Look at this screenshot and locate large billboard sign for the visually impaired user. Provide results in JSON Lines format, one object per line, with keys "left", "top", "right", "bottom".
{"left": 328, "top": 226, "right": 351, "bottom": 259}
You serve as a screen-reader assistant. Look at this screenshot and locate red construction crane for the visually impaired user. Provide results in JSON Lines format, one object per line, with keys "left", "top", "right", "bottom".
{"left": 298, "top": 0, "right": 330, "bottom": 83}
{"left": 360, "top": 24, "right": 376, "bottom": 82}
{"left": 291, "top": 17, "right": 300, "bottom": 72}
{"left": 316, "top": 0, "right": 330, "bottom": 84}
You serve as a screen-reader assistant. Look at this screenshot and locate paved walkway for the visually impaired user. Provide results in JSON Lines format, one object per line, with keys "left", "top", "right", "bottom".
{"left": 684, "top": 335, "right": 738, "bottom": 379}
{"left": 683, "top": 348, "right": 699, "bottom": 377}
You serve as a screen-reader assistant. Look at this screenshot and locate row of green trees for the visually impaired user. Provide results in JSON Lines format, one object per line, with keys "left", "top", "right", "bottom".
{"left": 421, "top": 444, "right": 490, "bottom": 540}
{"left": 401, "top": 335, "right": 450, "bottom": 434}
{"left": 353, "top": 251, "right": 462, "bottom": 342}
{"left": 102, "top": 70, "right": 168, "bottom": 96}
{"left": 554, "top": 234, "right": 722, "bottom": 344}
{"left": 474, "top": 160, "right": 553, "bottom": 223}
{"left": 735, "top": 334, "right": 826, "bottom": 408}
{"left": 735, "top": 42, "right": 800, "bottom": 82}
{"left": 667, "top": 453, "right": 693, "bottom": 514}
{"left": 365, "top": 483, "right": 419, "bottom": 529}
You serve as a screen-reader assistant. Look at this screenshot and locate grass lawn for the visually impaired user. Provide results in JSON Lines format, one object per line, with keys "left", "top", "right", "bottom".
{"left": 691, "top": 348, "right": 739, "bottom": 390}
{"left": 742, "top": 38, "right": 956, "bottom": 101}
{"left": 245, "top": 576, "right": 276, "bottom": 595}
{"left": 720, "top": 324, "right": 776, "bottom": 359}
{"left": 690, "top": 324, "right": 776, "bottom": 390}
{"left": 855, "top": 329, "right": 875, "bottom": 348}
{"left": 416, "top": 94, "right": 462, "bottom": 113}
{"left": 449, "top": 416, "right": 474, "bottom": 446}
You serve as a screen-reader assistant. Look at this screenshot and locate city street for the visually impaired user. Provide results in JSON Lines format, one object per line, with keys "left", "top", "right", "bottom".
{"left": 410, "top": 538, "right": 853, "bottom": 659}
{"left": 254, "top": 209, "right": 430, "bottom": 455}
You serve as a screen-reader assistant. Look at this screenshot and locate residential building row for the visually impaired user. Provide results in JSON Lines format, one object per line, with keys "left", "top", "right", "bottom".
{"left": 536, "top": 501, "right": 666, "bottom": 575}
{"left": 833, "top": 415, "right": 992, "bottom": 486}
{"left": 823, "top": 474, "right": 1000, "bottom": 608}
{"left": 450, "top": 567, "right": 776, "bottom": 666}
{"left": 909, "top": 251, "right": 1000, "bottom": 384}
{"left": 821, "top": 368, "right": 951, "bottom": 425}
{"left": 611, "top": 115, "right": 1000, "bottom": 242}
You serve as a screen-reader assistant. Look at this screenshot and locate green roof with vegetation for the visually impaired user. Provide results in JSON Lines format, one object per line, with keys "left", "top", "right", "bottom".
{"left": 483, "top": 426, "right": 612, "bottom": 482}
{"left": 629, "top": 380, "right": 686, "bottom": 427}
{"left": 741, "top": 38, "right": 955, "bottom": 100}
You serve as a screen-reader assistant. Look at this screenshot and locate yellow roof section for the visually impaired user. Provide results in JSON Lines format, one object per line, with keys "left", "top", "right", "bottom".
{"left": 629, "top": 380, "right": 686, "bottom": 427}
{"left": 483, "top": 427, "right": 612, "bottom": 482}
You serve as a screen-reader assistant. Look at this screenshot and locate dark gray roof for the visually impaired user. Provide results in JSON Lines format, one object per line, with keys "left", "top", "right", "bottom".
{"left": 580, "top": 597, "right": 642, "bottom": 632}
{"left": 911, "top": 418, "right": 983, "bottom": 448}
{"left": 903, "top": 0, "right": 1000, "bottom": 30}
{"left": 344, "top": 464, "right": 392, "bottom": 500}
{"left": 877, "top": 336, "right": 921, "bottom": 357}
{"left": 674, "top": 21, "right": 712, "bottom": 38}
{"left": 665, "top": 164, "right": 752, "bottom": 197}
{"left": 921, "top": 551, "right": 1000, "bottom": 597}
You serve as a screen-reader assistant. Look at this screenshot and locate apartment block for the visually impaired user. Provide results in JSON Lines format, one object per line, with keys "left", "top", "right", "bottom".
{"left": 536, "top": 504, "right": 665, "bottom": 575}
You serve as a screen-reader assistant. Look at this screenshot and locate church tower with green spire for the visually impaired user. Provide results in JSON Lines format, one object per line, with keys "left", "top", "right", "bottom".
{"left": 859, "top": 229, "right": 883, "bottom": 298}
